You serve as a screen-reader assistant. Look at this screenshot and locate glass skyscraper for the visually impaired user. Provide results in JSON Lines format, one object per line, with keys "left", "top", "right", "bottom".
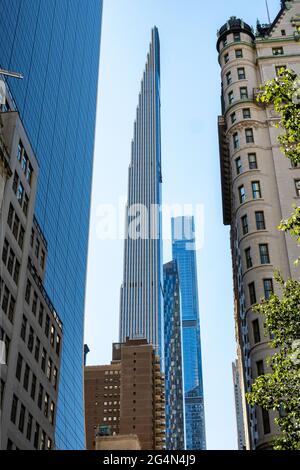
{"left": 172, "top": 216, "right": 206, "bottom": 450}
{"left": 119, "top": 27, "right": 163, "bottom": 356}
{"left": 0, "top": 0, "right": 103, "bottom": 449}
{"left": 163, "top": 260, "right": 185, "bottom": 450}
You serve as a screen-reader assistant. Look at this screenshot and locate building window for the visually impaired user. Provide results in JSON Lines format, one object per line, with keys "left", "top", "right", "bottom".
{"left": 234, "top": 32, "right": 241, "bottom": 42}
{"left": 50, "top": 402, "right": 55, "bottom": 425}
{"left": 44, "top": 393, "right": 49, "bottom": 417}
{"left": 35, "top": 338, "right": 40, "bottom": 362}
{"left": 223, "top": 37, "right": 227, "bottom": 48}
{"left": 45, "top": 315, "right": 50, "bottom": 337}
{"left": 226, "top": 71, "right": 232, "bottom": 85}
{"left": 235, "top": 49, "right": 243, "bottom": 58}
{"left": 231, "top": 112, "right": 236, "bottom": 124}
{"left": 16, "top": 353, "right": 23, "bottom": 381}
{"left": 21, "top": 315, "right": 27, "bottom": 341}
{"left": 25, "top": 280, "right": 32, "bottom": 304}
{"left": 40, "top": 430, "right": 46, "bottom": 450}
{"left": 281, "top": 29, "right": 286, "bottom": 36}
{"left": 228, "top": 90, "right": 234, "bottom": 105}
{"left": 245, "top": 128, "right": 254, "bottom": 143}
{"left": 38, "top": 384, "right": 44, "bottom": 409}
{"left": 272, "top": 47, "right": 284, "bottom": 56}
{"left": 240, "top": 87, "right": 248, "bottom": 100}
{"left": 7, "top": 204, "right": 14, "bottom": 228}
{"left": 33, "top": 423, "right": 40, "bottom": 449}
{"left": 8, "top": 295, "right": 15, "bottom": 324}
{"left": 2, "top": 286, "right": 9, "bottom": 315}
{"left": 235, "top": 156, "right": 242, "bottom": 175}
{"left": 56, "top": 335, "right": 61, "bottom": 357}
{"left": 26, "top": 414, "right": 33, "bottom": 441}
{"left": 32, "top": 292, "right": 38, "bottom": 316}
{"left": 263, "top": 279, "right": 274, "bottom": 300}
{"left": 12, "top": 214, "right": 20, "bottom": 239}
{"left": 248, "top": 153, "right": 257, "bottom": 169}
{"left": 10, "top": 394, "right": 19, "bottom": 424}
{"left": 31, "top": 374, "right": 37, "bottom": 400}
{"left": 50, "top": 325, "right": 55, "bottom": 347}
{"left": 18, "top": 403, "right": 26, "bottom": 433}
{"left": 259, "top": 244, "right": 270, "bottom": 264}
{"left": 248, "top": 282, "right": 257, "bottom": 305}
{"left": 241, "top": 214, "right": 249, "bottom": 235}
{"left": 275, "top": 65, "right": 287, "bottom": 76}
{"left": 252, "top": 181, "right": 262, "bottom": 199}
{"left": 47, "top": 358, "right": 53, "bottom": 381}
{"left": 238, "top": 185, "right": 246, "bottom": 204}
{"left": 38, "top": 305, "right": 44, "bottom": 327}
{"left": 243, "top": 108, "right": 251, "bottom": 119}
{"left": 237, "top": 67, "right": 246, "bottom": 80}
{"left": 252, "top": 319, "right": 261, "bottom": 344}
{"left": 294, "top": 179, "right": 300, "bottom": 197}
{"left": 262, "top": 408, "right": 271, "bottom": 434}
{"left": 28, "top": 327, "right": 34, "bottom": 353}
{"left": 255, "top": 211, "right": 266, "bottom": 230}
{"left": 41, "top": 250, "right": 46, "bottom": 270}
{"left": 245, "top": 247, "right": 253, "bottom": 269}
{"left": 53, "top": 367, "right": 58, "bottom": 390}
{"left": 18, "top": 226, "right": 25, "bottom": 249}
{"left": 256, "top": 360, "right": 264, "bottom": 377}
{"left": 23, "top": 364, "right": 30, "bottom": 391}
{"left": 224, "top": 53, "right": 229, "bottom": 64}
{"left": 233, "top": 132, "right": 239, "bottom": 149}
{"left": 41, "top": 349, "right": 47, "bottom": 372}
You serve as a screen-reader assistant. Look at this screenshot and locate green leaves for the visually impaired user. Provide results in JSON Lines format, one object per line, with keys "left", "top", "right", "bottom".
{"left": 256, "top": 69, "right": 300, "bottom": 164}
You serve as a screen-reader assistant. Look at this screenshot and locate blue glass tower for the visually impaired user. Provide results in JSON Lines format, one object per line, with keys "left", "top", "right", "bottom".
{"left": 163, "top": 260, "right": 185, "bottom": 450}
{"left": 172, "top": 216, "right": 206, "bottom": 450}
{"left": 0, "top": 0, "right": 103, "bottom": 449}
{"left": 119, "top": 27, "right": 163, "bottom": 356}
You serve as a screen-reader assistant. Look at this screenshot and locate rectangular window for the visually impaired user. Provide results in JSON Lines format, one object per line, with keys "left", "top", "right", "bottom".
{"left": 38, "top": 304, "right": 44, "bottom": 327}
{"left": 25, "top": 280, "right": 31, "bottom": 304}
{"left": 35, "top": 338, "right": 40, "bottom": 362}
{"left": 240, "top": 87, "right": 248, "bottom": 99}
{"left": 44, "top": 393, "right": 49, "bottom": 418}
{"left": 234, "top": 32, "right": 241, "bottom": 42}
{"left": 272, "top": 47, "right": 284, "bottom": 56}
{"left": 255, "top": 211, "right": 266, "bottom": 230}
{"left": 8, "top": 295, "right": 15, "bottom": 324}
{"left": 245, "top": 128, "right": 254, "bottom": 143}
{"left": 7, "top": 204, "right": 14, "bottom": 228}
{"left": 233, "top": 132, "right": 239, "bottom": 149}
{"left": 28, "top": 327, "right": 34, "bottom": 353}
{"left": 248, "top": 282, "right": 257, "bottom": 305}
{"left": 226, "top": 71, "right": 232, "bottom": 85}
{"left": 53, "top": 367, "right": 58, "bottom": 390}
{"left": 262, "top": 408, "right": 271, "bottom": 434}
{"left": 33, "top": 423, "right": 40, "bottom": 449}
{"left": 26, "top": 414, "right": 33, "bottom": 441}
{"left": 257, "top": 360, "right": 264, "bottom": 377}
{"left": 16, "top": 182, "right": 24, "bottom": 205}
{"left": 32, "top": 292, "right": 38, "bottom": 316}
{"left": 295, "top": 179, "right": 300, "bottom": 197}
{"left": 45, "top": 315, "right": 50, "bottom": 337}
{"left": 41, "top": 250, "right": 45, "bottom": 270}
{"left": 23, "top": 364, "right": 30, "bottom": 391}
{"left": 16, "top": 353, "right": 23, "bottom": 381}
{"left": 40, "top": 430, "right": 46, "bottom": 450}
{"left": 23, "top": 194, "right": 29, "bottom": 217}
{"left": 243, "top": 108, "right": 251, "bottom": 119}
{"left": 2, "top": 238, "right": 9, "bottom": 265}
{"left": 238, "top": 185, "right": 246, "bottom": 204}
{"left": 241, "top": 215, "right": 249, "bottom": 235}
{"left": 235, "top": 156, "right": 242, "bottom": 174}
{"left": 252, "top": 181, "right": 262, "bottom": 199}
{"left": 13, "top": 260, "right": 20, "bottom": 285}
{"left": 275, "top": 65, "right": 287, "bottom": 76}
{"left": 47, "top": 358, "right": 52, "bottom": 381}
{"left": 7, "top": 249, "right": 15, "bottom": 275}
{"left": 12, "top": 214, "right": 20, "bottom": 239}
{"left": 50, "top": 402, "right": 55, "bottom": 425}
{"left": 41, "top": 349, "right": 47, "bottom": 372}
{"left": 18, "top": 403, "right": 25, "bottom": 433}
{"left": 38, "top": 384, "right": 43, "bottom": 409}
{"left": 31, "top": 374, "right": 37, "bottom": 401}
{"left": 18, "top": 227, "right": 25, "bottom": 249}
{"left": 237, "top": 67, "right": 246, "bottom": 80}
{"left": 263, "top": 278, "right": 274, "bottom": 300}
{"left": 224, "top": 53, "right": 229, "bottom": 64}
{"left": 56, "top": 335, "right": 61, "bottom": 357}
{"left": 259, "top": 244, "right": 270, "bottom": 264}
{"left": 231, "top": 112, "right": 236, "bottom": 124}
{"left": 2, "top": 286, "right": 9, "bottom": 315}
{"left": 248, "top": 153, "right": 257, "bottom": 169}
{"left": 245, "top": 247, "right": 253, "bottom": 269}
{"left": 252, "top": 319, "right": 261, "bottom": 344}
{"left": 228, "top": 90, "right": 234, "bottom": 105}
{"left": 235, "top": 49, "right": 243, "bottom": 58}
{"left": 11, "top": 394, "right": 18, "bottom": 424}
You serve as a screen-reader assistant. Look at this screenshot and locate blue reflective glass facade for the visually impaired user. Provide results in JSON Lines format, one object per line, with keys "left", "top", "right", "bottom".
{"left": 0, "top": 0, "right": 103, "bottom": 449}
{"left": 172, "top": 216, "right": 206, "bottom": 450}
{"left": 163, "top": 260, "right": 185, "bottom": 450}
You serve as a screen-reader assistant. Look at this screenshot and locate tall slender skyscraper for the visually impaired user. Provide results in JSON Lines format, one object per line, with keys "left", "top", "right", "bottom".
{"left": 119, "top": 27, "right": 163, "bottom": 356}
{"left": 172, "top": 216, "right": 206, "bottom": 450}
{"left": 0, "top": 0, "right": 103, "bottom": 449}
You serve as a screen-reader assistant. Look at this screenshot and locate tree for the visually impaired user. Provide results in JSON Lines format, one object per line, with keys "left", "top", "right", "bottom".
{"left": 246, "top": 70, "right": 300, "bottom": 450}
{"left": 246, "top": 274, "right": 300, "bottom": 450}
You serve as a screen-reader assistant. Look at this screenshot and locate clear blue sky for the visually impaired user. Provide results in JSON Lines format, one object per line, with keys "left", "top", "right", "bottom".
{"left": 84, "top": 0, "right": 281, "bottom": 450}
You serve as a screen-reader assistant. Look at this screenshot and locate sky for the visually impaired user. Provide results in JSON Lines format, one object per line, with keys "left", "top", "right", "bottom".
{"left": 84, "top": 0, "right": 281, "bottom": 450}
